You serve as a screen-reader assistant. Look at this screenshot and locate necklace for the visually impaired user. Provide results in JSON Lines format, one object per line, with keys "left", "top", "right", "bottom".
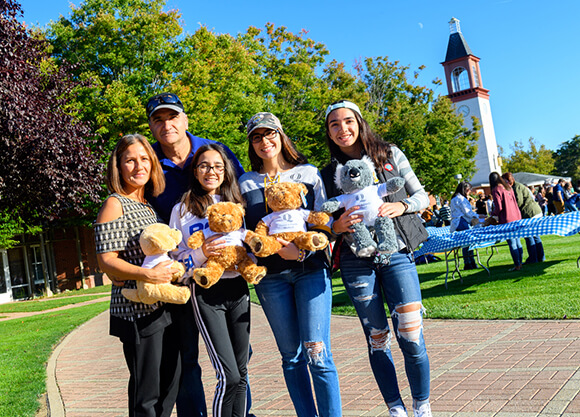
{"left": 263, "top": 173, "right": 281, "bottom": 213}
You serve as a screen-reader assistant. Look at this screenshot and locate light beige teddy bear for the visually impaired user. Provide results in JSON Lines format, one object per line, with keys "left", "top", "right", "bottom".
{"left": 122, "top": 223, "right": 190, "bottom": 305}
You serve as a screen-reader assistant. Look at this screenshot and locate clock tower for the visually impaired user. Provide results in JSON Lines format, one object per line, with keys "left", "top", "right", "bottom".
{"left": 442, "top": 17, "right": 501, "bottom": 186}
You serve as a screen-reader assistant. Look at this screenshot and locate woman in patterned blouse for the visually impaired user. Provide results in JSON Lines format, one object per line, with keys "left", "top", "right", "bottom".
{"left": 94, "top": 134, "right": 182, "bottom": 417}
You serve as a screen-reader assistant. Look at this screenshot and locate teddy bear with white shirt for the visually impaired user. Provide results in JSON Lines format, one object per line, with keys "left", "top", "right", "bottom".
{"left": 321, "top": 156, "right": 405, "bottom": 258}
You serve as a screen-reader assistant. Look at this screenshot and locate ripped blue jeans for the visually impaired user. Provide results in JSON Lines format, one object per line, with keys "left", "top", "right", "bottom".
{"left": 339, "top": 246, "right": 430, "bottom": 405}
{"left": 255, "top": 268, "right": 341, "bottom": 417}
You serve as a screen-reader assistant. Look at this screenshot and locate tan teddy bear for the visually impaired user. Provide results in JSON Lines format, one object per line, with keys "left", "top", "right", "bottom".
{"left": 187, "top": 201, "right": 267, "bottom": 289}
{"left": 245, "top": 182, "right": 330, "bottom": 258}
{"left": 122, "top": 223, "right": 191, "bottom": 305}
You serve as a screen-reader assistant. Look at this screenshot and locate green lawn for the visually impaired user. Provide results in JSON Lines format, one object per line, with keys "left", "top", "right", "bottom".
{"left": 0, "top": 302, "right": 109, "bottom": 417}
{"left": 329, "top": 233, "right": 580, "bottom": 319}
{"left": 0, "top": 294, "right": 109, "bottom": 314}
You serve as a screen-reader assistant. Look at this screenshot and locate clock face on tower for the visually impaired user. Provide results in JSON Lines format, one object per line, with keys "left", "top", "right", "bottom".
{"left": 458, "top": 105, "right": 470, "bottom": 118}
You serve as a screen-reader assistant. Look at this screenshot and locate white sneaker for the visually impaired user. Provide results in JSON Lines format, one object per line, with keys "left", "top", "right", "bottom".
{"left": 413, "top": 403, "right": 432, "bottom": 417}
{"left": 389, "top": 405, "right": 408, "bottom": 417}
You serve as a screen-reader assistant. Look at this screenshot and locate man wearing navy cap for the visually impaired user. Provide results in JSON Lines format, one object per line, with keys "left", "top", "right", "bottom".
{"left": 145, "top": 93, "right": 244, "bottom": 223}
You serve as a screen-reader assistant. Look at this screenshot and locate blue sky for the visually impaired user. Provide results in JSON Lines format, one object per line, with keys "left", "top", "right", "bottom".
{"left": 17, "top": 0, "right": 580, "bottom": 154}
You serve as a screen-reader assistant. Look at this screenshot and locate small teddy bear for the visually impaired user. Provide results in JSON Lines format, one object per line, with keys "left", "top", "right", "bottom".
{"left": 187, "top": 202, "right": 267, "bottom": 289}
{"left": 122, "top": 223, "right": 191, "bottom": 305}
{"left": 321, "top": 156, "right": 405, "bottom": 258}
{"left": 245, "top": 182, "right": 330, "bottom": 258}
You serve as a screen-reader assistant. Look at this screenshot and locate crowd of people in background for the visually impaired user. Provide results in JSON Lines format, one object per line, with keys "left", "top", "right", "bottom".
{"left": 420, "top": 177, "right": 579, "bottom": 229}
{"left": 417, "top": 174, "right": 579, "bottom": 272}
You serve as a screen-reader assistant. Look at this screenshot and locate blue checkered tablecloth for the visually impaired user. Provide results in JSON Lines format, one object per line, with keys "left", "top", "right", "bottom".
{"left": 415, "top": 212, "right": 580, "bottom": 257}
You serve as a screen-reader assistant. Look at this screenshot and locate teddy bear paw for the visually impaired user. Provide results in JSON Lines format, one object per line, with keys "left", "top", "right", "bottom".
{"left": 247, "top": 235, "right": 265, "bottom": 255}
{"left": 193, "top": 269, "right": 219, "bottom": 289}
{"left": 311, "top": 234, "right": 329, "bottom": 250}
{"left": 377, "top": 242, "right": 397, "bottom": 254}
{"left": 250, "top": 266, "right": 267, "bottom": 285}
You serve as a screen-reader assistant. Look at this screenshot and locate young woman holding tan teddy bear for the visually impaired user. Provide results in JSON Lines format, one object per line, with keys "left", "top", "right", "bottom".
{"left": 169, "top": 143, "right": 253, "bottom": 417}
{"left": 238, "top": 112, "right": 342, "bottom": 417}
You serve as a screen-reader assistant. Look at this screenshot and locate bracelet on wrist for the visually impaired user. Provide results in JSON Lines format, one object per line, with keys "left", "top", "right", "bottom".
{"left": 296, "top": 249, "right": 306, "bottom": 262}
{"left": 400, "top": 200, "right": 409, "bottom": 213}
{"left": 331, "top": 222, "right": 340, "bottom": 235}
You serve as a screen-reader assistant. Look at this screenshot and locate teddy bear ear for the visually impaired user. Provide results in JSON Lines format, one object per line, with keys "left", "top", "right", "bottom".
{"left": 171, "top": 228, "right": 183, "bottom": 244}
{"left": 206, "top": 204, "right": 216, "bottom": 217}
{"left": 360, "top": 155, "right": 376, "bottom": 172}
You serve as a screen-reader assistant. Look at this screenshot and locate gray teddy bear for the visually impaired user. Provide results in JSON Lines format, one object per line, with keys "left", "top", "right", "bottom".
{"left": 321, "top": 156, "right": 405, "bottom": 258}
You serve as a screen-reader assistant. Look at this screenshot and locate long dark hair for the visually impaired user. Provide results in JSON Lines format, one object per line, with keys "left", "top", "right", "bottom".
{"left": 325, "top": 100, "right": 392, "bottom": 168}
{"left": 248, "top": 128, "right": 308, "bottom": 173}
{"left": 489, "top": 171, "right": 511, "bottom": 191}
{"left": 452, "top": 181, "right": 472, "bottom": 199}
{"left": 501, "top": 172, "right": 515, "bottom": 186}
{"left": 181, "top": 143, "right": 243, "bottom": 218}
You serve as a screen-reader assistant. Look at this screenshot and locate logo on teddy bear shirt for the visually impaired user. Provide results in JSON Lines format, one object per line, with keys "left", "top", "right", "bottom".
{"left": 355, "top": 193, "right": 370, "bottom": 208}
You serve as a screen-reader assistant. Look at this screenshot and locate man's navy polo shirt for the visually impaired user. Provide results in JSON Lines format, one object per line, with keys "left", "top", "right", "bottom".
{"left": 147, "top": 132, "right": 245, "bottom": 223}
{"left": 553, "top": 184, "right": 565, "bottom": 202}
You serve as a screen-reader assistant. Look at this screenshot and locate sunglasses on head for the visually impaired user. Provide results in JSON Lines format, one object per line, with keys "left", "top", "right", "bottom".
{"left": 146, "top": 93, "right": 182, "bottom": 117}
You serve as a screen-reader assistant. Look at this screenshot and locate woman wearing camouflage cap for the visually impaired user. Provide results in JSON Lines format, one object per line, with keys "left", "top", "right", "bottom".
{"left": 239, "top": 112, "right": 342, "bottom": 417}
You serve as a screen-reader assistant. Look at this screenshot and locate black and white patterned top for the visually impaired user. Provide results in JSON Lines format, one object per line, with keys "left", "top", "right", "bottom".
{"left": 94, "top": 193, "right": 162, "bottom": 321}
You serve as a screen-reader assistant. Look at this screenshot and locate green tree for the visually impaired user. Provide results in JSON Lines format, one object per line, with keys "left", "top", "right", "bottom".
{"left": 46, "top": 0, "right": 183, "bottom": 153}
{"left": 169, "top": 26, "right": 264, "bottom": 169}
{"left": 502, "top": 137, "right": 555, "bottom": 174}
{"left": 357, "top": 57, "right": 478, "bottom": 197}
{"left": 43, "top": 1, "right": 481, "bottom": 193}
{"left": 553, "top": 135, "right": 580, "bottom": 185}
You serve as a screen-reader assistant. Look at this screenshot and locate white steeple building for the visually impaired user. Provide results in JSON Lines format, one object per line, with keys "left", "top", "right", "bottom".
{"left": 441, "top": 17, "right": 501, "bottom": 186}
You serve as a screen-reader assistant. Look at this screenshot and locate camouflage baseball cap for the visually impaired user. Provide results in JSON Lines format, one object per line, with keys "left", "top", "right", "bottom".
{"left": 246, "top": 112, "right": 283, "bottom": 137}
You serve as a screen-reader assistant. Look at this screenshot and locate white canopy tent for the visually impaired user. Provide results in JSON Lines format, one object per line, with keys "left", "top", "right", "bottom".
{"left": 512, "top": 172, "right": 571, "bottom": 187}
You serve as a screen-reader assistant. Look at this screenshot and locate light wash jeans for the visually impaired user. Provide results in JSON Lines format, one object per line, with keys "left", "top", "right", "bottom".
{"left": 255, "top": 268, "right": 342, "bottom": 417}
{"left": 339, "top": 246, "right": 430, "bottom": 405}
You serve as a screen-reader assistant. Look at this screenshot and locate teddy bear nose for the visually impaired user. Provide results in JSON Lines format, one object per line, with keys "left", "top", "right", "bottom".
{"left": 349, "top": 168, "right": 361, "bottom": 179}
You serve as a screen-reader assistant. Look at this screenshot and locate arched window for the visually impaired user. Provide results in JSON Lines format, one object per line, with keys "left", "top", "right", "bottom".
{"left": 452, "top": 67, "right": 470, "bottom": 92}
{"left": 472, "top": 65, "right": 481, "bottom": 87}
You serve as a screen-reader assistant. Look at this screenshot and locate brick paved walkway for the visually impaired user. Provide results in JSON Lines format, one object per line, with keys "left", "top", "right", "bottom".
{"left": 46, "top": 305, "right": 580, "bottom": 416}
